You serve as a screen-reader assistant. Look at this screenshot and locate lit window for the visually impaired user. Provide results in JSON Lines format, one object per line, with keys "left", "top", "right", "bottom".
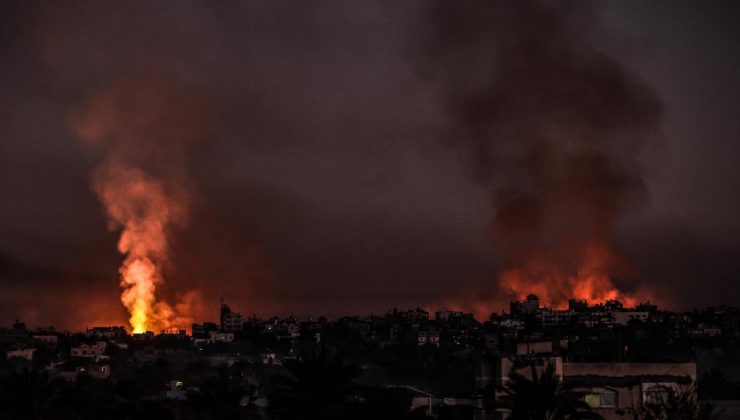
{"left": 583, "top": 388, "right": 618, "bottom": 408}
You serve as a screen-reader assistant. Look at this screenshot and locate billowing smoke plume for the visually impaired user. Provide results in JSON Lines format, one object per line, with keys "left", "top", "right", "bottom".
{"left": 419, "top": 1, "right": 662, "bottom": 307}
{"left": 69, "top": 77, "right": 208, "bottom": 332}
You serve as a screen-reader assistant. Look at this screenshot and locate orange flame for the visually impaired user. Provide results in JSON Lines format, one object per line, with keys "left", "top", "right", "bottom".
{"left": 94, "top": 163, "right": 190, "bottom": 333}
{"left": 69, "top": 78, "right": 208, "bottom": 334}
{"left": 499, "top": 240, "right": 637, "bottom": 309}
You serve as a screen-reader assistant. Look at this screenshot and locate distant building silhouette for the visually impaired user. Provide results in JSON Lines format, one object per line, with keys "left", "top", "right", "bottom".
{"left": 220, "top": 299, "right": 244, "bottom": 332}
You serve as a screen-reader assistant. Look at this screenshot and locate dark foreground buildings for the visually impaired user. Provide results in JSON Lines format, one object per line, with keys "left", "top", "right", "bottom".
{"left": 1, "top": 296, "right": 739, "bottom": 419}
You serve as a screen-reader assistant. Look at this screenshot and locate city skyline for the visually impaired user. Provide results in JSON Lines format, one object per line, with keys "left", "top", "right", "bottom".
{"left": 2, "top": 2, "right": 740, "bottom": 419}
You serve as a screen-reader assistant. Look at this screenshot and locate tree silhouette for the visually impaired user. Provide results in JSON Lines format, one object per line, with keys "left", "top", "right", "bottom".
{"left": 269, "top": 346, "right": 362, "bottom": 420}
{"left": 637, "top": 386, "right": 723, "bottom": 420}
{"left": 187, "top": 366, "right": 260, "bottom": 420}
{"left": 354, "top": 386, "right": 415, "bottom": 420}
{"left": 496, "top": 363, "right": 603, "bottom": 420}
{"left": 0, "top": 367, "right": 66, "bottom": 420}
{"left": 699, "top": 368, "right": 738, "bottom": 400}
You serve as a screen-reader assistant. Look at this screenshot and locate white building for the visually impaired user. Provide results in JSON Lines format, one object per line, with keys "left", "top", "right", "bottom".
{"left": 208, "top": 331, "right": 235, "bottom": 343}
{"left": 611, "top": 311, "right": 649, "bottom": 326}
{"left": 32, "top": 334, "right": 58, "bottom": 345}
{"left": 71, "top": 341, "right": 107, "bottom": 358}
{"left": 477, "top": 357, "right": 697, "bottom": 420}
{"left": 7, "top": 348, "right": 36, "bottom": 360}
{"left": 77, "top": 363, "right": 110, "bottom": 379}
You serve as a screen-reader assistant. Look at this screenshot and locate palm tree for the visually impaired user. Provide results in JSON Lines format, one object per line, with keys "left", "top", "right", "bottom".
{"left": 496, "top": 363, "right": 602, "bottom": 420}
{"left": 699, "top": 368, "right": 737, "bottom": 400}
{"left": 638, "top": 386, "right": 723, "bottom": 420}
{"left": 187, "top": 366, "right": 258, "bottom": 420}
{"left": 0, "top": 367, "right": 67, "bottom": 420}
{"left": 269, "top": 345, "right": 362, "bottom": 420}
{"left": 355, "top": 386, "right": 415, "bottom": 420}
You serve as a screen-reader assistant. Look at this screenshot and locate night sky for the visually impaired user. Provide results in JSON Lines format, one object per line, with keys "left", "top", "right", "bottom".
{"left": 1, "top": 1, "right": 739, "bottom": 330}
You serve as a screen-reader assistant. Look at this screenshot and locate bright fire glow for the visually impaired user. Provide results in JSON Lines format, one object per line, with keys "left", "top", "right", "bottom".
{"left": 95, "top": 163, "right": 189, "bottom": 333}
{"left": 120, "top": 257, "right": 159, "bottom": 333}
{"left": 499, "top": 240, "right": 637, "bottom": 308}
{"left": 69, "top": 79, "right": 207, "bottom": 334}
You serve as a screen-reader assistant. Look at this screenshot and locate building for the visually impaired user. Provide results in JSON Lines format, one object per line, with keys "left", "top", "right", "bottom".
{"left": 132, "top": 331, "right": 155, "bottom": 340}
{"left": 192, "top": 322, "right": 219, "bottom": 338}
{"left": 258, "top": 352, "right": 280, "bottom": 365}
{"left": 32, "top": 334, "right": 59, "bottom": 345}
{"left": 209, "top": 331, "right": 235, "bottom": 343}
{"left": 688, "top": 323, "right": 722, "bottom": 336}
{"left": 563, "top": 361, "right": 697, "bottom": 420}
{"left": 86, "top": 326, "right": 127, "bottom": 339}
{"left": 721, "top": 307, "right": 740, "bottom": 336}
{"left": 165, "top": 380, "right": 188, "bottom": 400}
{"left": 510, "top": 294, "right": 540, "bottom": 315}
{"left": 611, "top": 311, "right": 649, "bottom": 326}
{"left": 568, "top": 299, "right": 589, "bottom": 312}
{"left": 477, "top": 357, "right": 697, "bottom": 420}
{"left": 417, "top": 329, "right": 440, "bottom": 347}
{"left": 70, "top": 341, "right": 107, "bottom": 358}
{"left": 7, "top": 348, "right": 35, "bottom": 360}
{"left": 134, "top": 346, "right": 159, "bottom": 363}
{"left": 77, "top": 363, "right": 110, "bottom": 379}
{"left": 402, "top": 308, "right": 430, "bottom": 322}
{"left": 489, "top": 316, "right": 524, "bottom": 331}
{"left": 436, "top": 311, "right": 465, "bottom": 322}
{"left": 57, "top": 361, "right": 111, "bottom": 381}
{"left": 220, "top": 301, "right": 244, "bottom": 332}
{"left": 537, "top": 309, "right": 576, "bottom": 327}
{"left": 515, "top": 339, "right": 567, "bottom": 356}
{"left": 427, "top": 330, "right": 441, "bottom": 347}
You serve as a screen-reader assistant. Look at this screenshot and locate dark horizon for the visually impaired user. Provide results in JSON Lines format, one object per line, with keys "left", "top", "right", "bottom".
{"left": 0, "top": 289, "right": 725, "bottom": 335}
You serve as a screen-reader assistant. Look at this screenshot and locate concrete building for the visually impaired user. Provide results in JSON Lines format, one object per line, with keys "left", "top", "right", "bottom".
{"left": 192, "top": 322, "right": 219, "bottom": 338}
{"left": 406, "top": 308, "right": 430, "bottom": 322}
{"left": 417, "top": 330, "right": 440, "bottom": 347}
{"left": 71, "top": 341, "right": 107, "bottom": 358}
{"left": 32, "top": 334, "right": 58, "bottom": 345}
{"left": 77, "top": 363, "right": 110, "bottom": 379}
{"left": 563, "top": 361, "right": 697, "bottom": 420}
{"left": 537, "top": 309, "right": 576, "bottom": 327}
{"left": 273, "top": 322, "right": 300, "bottom": 340}
{"left": 86, "top": 326, "right": 127, "bottom": 339}
{"left": 7, "top": 348, "right": 35, "bottom": 361}
{"left": 510, "top": 294, "right": 540, "bottom": 315}
{"left": 611, "top": 311, "right": 649, "bottom": 326}
{"left": 220, "top": 301, "right": 244, "bottom": 332}
{"left": 515, "top": 339, "right": 568, "bottom": 356}
{"left": 209, "top": 331, "right": 235, "bottom": 343}
{"left": 477, "top": 357, "right": 697, "bottom": 420}
{"left": 258, "top": 352, "right": 280, "bottom": 365}
{"left": 436, "top": 311, "right": 465, "bottom": 322}
{"left": 165, "top": 380, "right": 187, "bottom": 400}
{"left": 58, "top": 362, "right": 111, "bottom": 381}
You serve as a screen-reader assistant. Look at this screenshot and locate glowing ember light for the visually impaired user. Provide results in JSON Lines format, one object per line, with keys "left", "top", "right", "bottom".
{"left": 94, "top": 163, "right": 187, "bottom": 333}
{"left": 499, "top": 240, "right": 637, "bottom": 309}
{"left": 69, "top": 78, "right": 207, "bottom": 334}
{"left": 120, "top": 257, "right": 158, "bottom": 334}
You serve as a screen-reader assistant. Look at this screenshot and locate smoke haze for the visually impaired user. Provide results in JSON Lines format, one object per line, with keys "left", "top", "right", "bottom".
{"left": 1, "top": 1, "right": 740, "bottom": 328}
{"left": 417, "top": 1, "right": 662, "bottom": 307}
{"left": 69, "top": 78, "right": 211, "bottom": 331}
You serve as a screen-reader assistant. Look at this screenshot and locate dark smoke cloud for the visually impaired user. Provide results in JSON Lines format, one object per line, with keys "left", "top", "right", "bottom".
{"left": 415, "top": 1, "right": 662, "bottom": 305}
{"left": 1, "top": 1, "right": 739, "bottom": 328}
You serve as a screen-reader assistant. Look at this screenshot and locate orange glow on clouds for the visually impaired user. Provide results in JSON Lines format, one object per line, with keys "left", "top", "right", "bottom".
{"left": 95, "top": 163, "right": 195, "bottom": 333}
{"left": 499, "top": 240, "right": 638, "bottom": 309}
{"left": 69, "top": 78, "right": 208, "bottom": 334}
